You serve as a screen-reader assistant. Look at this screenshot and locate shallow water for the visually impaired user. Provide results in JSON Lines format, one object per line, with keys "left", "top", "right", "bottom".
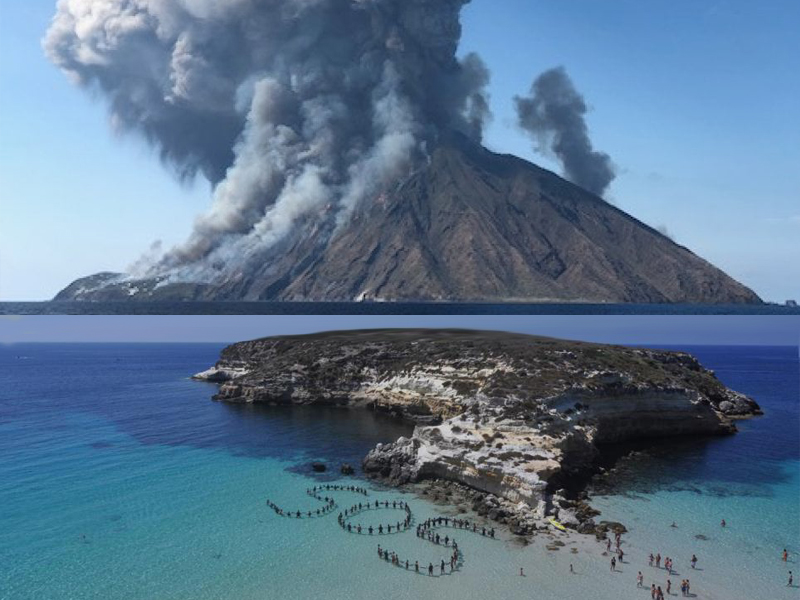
{"left": 0, "top": 344, "right": 797, "bottom": 599}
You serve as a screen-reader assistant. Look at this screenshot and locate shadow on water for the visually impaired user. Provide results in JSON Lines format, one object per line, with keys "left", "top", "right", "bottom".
{"left": 590, "top": 434, "right": 789, "bottom": 499}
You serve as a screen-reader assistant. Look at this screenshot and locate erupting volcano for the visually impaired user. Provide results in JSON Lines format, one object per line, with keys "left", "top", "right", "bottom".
{"left": 46, "top": 0, "right": 760, "bottom": 304}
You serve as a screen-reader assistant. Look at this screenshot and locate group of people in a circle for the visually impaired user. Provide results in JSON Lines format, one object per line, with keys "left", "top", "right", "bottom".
{"left": 337, "top": 499, "right": 412, "bottom": 535}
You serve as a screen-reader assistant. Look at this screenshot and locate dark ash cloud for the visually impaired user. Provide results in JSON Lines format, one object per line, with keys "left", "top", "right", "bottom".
{"left": 44, "top": 0, "right": 489, "bottom": 281}
{"left": 515, "top": 66, "right": 615, "bottom": 197}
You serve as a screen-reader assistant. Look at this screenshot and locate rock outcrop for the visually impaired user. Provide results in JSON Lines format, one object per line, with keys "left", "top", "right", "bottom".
{"left": 195, "top": 329, "right": 761, "bottom": 525}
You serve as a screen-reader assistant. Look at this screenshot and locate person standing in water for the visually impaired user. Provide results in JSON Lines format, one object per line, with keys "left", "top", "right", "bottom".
{"left": 783, "top": 549, "right": 788, "bottom": 562}
{"left": 637, "top": 571, "right": 644, "bottom": 587}
{"left": 519, "top": 567, "right": 525, "bottom": 576}
{"left": 789, "top": 571, "right": 793, "bottom": 587}
{"left": 721, "top": 518, "right": 726, "bottom": 527}
{"left": 691, "top": 554, "right": 697, "bottom": 569}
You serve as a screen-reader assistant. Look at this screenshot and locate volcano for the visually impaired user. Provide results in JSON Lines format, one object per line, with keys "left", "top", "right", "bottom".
{"left": 55, "top": 134, "right": 760, "bottom": 304}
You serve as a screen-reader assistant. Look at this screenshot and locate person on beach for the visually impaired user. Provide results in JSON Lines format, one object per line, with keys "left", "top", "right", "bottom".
{"left": 691, "top": 554, "right": 697, "bottom": 569}
{"left": 610, "top": 556, "right": 616, "bottom": 571}
{"left": 656, "top": 553, "right": 661, "bottom": 568}
{"left": 440, "top": 560, "right": 445, "bottom": 575}
{"left": 637, "top": 571, "right": 643, "bottom": 587}
{"left": 649, "top": 553, "right": 654, "bottom": 567}
{"left": 415, "top": 560, "right": 419, "bottom": 573}
{"left": 428, "top": 563, "right": 434, "bottom": 576}
{"left": 667, "top": 579, "right": 671, "bottom": 595}
{"left": 651, "top": 583, "right": 656, "bottom": 599}
{"left": 657, "top": 586, "right": 664, "bottom": 600}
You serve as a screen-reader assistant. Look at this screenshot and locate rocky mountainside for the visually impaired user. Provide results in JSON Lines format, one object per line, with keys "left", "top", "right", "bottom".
{"left": 194, "top": 329, "right": 761, "bottom": 531}
{"left": 55, "top": 133, "right": 760, "bottom": 304}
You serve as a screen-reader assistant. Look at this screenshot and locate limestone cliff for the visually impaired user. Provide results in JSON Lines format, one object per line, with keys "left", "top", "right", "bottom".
{"left": 195, "top": 329, "right": 760, "bottom": 529}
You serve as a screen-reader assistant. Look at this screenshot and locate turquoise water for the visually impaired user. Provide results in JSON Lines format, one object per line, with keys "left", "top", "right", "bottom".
{"left": 0, "top": 344, "right": 797, "bottom": 599}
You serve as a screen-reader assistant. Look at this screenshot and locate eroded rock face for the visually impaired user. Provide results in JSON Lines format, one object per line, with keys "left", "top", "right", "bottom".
{"left": 195, "top": 329, "right": 761, "bottom": 516}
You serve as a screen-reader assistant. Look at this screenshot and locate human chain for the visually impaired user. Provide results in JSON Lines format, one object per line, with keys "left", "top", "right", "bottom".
{"left": 338, "top": 499, "right": 413, "bottom": 535}
{"left": 266, "top": 484, "right": 498, "bottom": 577}
{"left": 265, "top": 484, "right": 367, "bottom": 519}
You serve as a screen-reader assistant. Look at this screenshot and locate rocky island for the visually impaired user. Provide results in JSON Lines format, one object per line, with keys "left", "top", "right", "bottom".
{"left": 194, "top": 329, "right": 761, "bottom": 535}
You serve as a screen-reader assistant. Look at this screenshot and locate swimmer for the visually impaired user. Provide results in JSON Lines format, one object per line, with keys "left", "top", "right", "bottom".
{"left": 721, "top": 518, "right": 726, "bottom": 527}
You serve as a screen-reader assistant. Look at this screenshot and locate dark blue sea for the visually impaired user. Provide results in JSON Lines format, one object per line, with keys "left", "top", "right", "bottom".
{"left": 0, "top": 344, "right": 797, "bottom": 599}
{"left": 1, "top": 301, "right": 799, "bottom": 315}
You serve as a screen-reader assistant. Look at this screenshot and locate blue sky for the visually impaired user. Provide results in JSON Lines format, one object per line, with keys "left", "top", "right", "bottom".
{"left": 1, "top": 1, "right": 798, "bottom": 301}
{"left": 1, "top": 315, "right": 797, "bottom": 345}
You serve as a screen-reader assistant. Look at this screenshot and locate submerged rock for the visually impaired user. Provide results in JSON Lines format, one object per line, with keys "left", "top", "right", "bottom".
{"left": 311, "top": 462, "right": 327, "bottom": 473}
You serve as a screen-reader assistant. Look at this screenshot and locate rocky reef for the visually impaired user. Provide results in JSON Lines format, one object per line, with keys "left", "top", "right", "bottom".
{"left": 195, "top": 329, "right": 761, "bottom": 534}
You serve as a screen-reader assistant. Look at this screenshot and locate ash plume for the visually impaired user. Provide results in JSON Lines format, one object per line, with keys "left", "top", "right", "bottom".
{"left": 44, "top": 0, "right": 489, "bottom": 281}
{"left": 515, "top": 67, "right": 615, "bottom": 197}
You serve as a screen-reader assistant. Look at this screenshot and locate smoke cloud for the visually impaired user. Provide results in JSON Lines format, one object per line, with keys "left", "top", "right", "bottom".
{"left": 44, "top": 0, "right": 489, "bottom": 281}
{"left": 515, "top": 66, "right": 615, "bottom": 197}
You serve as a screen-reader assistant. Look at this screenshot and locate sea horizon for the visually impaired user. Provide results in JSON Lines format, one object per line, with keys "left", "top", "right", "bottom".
{"left": 2, "top": 301, "right": 800, "bottom": 316}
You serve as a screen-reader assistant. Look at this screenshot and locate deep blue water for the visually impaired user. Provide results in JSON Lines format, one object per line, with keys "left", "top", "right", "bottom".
{"left": 0, "top": 343, "right": 797, "bottom": 599}
{"left": 0, "top": 343, "right": 412, "bottom": 469}
{"left": 2, "top": 302, "right": 799, "bottom": 315}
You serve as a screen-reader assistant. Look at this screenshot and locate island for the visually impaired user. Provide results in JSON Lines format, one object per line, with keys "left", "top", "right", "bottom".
{"left": 194, "top": 329, "right": 761, "bottom": 536}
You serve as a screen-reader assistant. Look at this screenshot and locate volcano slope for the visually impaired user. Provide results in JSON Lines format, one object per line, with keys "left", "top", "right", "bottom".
{"left": 194, "top": 329, "right": 762, "bottom": 534}
{"left": 56, "top": 134, "right": 759, "bottom": 304}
